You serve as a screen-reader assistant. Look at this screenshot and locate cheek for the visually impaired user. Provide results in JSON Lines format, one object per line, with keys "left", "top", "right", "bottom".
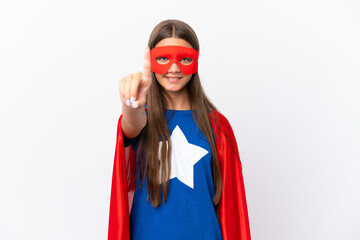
{"left": 184, "top": 74, "right": 193, "bottom": 83}
{"left": 155, "top": 73, "right": 163, "bottom": 81}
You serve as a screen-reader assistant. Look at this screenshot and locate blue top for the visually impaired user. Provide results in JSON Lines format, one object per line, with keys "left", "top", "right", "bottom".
{"left": 123, "top": 109, "right": 222, "bottom": 240}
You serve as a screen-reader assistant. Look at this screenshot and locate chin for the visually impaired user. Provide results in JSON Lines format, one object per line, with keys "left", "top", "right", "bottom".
{"left": 161, "top": 84, "right": 186, "bottom": 93}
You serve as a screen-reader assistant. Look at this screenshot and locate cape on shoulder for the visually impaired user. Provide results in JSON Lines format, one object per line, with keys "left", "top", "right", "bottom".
{"left": 108, "top": 109, "right": 251, "bottom": 240}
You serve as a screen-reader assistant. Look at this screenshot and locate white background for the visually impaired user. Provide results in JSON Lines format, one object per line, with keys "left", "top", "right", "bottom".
{"left": 1, "top": 0, "right": 359, "bottom": 239}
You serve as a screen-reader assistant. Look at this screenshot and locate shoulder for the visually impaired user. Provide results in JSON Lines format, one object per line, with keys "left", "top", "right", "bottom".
{"left": 208, "top": 109, "right": 233, "bottom": 131}
{"left": 209, "top": 110, "right": 242, "bottom": 164}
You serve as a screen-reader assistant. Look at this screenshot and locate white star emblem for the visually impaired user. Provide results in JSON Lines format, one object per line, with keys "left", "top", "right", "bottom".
{"left": 158, "top": 125, "right": 208, "bottom": 189}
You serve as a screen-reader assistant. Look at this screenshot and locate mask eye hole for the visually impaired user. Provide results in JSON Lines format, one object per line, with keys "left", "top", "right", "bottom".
{"left": 180, "top": 57, "right": 193, "bottom": 65}
{"left": 155, "top": 57, "right": 169, "bottom": 64}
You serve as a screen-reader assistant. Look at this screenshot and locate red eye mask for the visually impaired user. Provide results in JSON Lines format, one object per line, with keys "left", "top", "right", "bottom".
{"left": 150, "top": 45, "right": 199, "bottom": 75}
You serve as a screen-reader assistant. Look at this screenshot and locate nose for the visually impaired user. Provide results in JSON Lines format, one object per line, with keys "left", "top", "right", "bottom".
{"left": 167, "top": 62, "right": 181, "bottom": 73}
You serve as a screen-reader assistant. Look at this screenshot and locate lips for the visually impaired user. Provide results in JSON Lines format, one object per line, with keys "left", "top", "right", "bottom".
{"left": 164, "top": 76, "right": 183, "bottom": 83}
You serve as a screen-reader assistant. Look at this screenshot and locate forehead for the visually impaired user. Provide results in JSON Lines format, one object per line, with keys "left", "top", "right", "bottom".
{"left": 155, "top": 37, "right": 193, "bottom": 49}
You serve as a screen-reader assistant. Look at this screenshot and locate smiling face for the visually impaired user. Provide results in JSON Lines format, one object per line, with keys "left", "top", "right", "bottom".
{"left": 153, "top": 38, "right": 195, "bottom": 94}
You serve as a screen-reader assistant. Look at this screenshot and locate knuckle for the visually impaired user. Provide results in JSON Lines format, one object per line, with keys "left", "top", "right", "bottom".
{"left": 135, "top": 72, "right": 143, "bottom": 80}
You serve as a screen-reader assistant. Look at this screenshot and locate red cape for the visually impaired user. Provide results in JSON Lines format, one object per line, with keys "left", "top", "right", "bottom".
{"left": 108, "top": 110, "right": 251, "bottom": 239}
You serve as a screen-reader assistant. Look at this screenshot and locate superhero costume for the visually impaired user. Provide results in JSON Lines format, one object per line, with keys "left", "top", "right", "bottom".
{"left": 108, "top": 109, "right": 251, "bottom": 240}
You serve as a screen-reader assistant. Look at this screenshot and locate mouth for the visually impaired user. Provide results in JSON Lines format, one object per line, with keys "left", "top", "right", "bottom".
{"left": 164, "top": 76, "right": 183, "bottom": 83}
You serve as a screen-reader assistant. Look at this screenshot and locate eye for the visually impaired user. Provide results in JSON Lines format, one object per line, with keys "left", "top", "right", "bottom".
{"left": 155, "top": 57, "right": 169, "bottom": 64}
{"left": 180, "top": 57, "right": 193, "bottom": 65}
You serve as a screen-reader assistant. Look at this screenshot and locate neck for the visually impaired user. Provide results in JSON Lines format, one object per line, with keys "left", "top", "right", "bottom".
{"left": 165, "top": 87, "right": 191, "bottom": 110}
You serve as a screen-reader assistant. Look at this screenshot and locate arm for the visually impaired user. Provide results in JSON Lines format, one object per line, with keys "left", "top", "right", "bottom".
{"left": 121, "top": 102, "right": 146, "bottom": 139}
{"left": 119, "top": 47, "right": 152, "bottom": 138}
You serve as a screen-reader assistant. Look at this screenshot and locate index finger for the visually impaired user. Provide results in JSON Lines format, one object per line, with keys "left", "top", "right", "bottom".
{"left": 142, "top": 46, "right": 152, "bottom": 82}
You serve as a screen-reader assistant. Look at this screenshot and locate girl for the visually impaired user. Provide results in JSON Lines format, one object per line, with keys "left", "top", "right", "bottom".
{"left": 108, "top": 19, "right": 251, "bottom": 240}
